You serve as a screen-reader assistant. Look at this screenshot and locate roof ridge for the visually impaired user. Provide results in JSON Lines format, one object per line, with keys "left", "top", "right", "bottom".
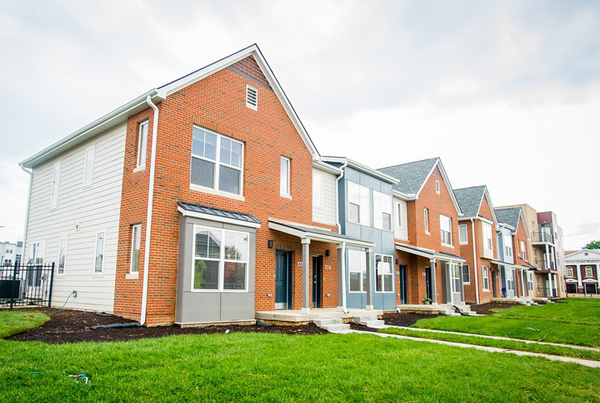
{"left": 378, "top": 156, "right": 439, "bottom": 171}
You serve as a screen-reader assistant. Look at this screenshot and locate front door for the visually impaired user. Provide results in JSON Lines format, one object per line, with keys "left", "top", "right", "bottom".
{"left": 399, "top": 265, "right": 407, "bottom": 304}
{"left": 450, "top": 264, "right": 463, "bottom": 304}
{"left": 312, "top": 256, "right": 323, "bottom": 308}
{"left": 275, "top": 250, "right": 292, "bottom": 309}
{"left": 491, "top": 270, "right": 497, "bottom": 297}
{"left": 425, "top": 266, "right": 432, "bottom": 302}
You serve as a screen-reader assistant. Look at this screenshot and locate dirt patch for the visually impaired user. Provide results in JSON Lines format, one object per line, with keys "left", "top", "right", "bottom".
{"left": 470, "top": 302, "right": 519, "bottom": 315}
{"left": 6, "top": 309, "right": 328, "bottom": 344}
{"left": 382, "top": 312, "right": 440, "bottom": 327}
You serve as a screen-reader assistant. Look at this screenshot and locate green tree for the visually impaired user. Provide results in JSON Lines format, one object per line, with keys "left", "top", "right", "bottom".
{"left": 583, "top": 240, "right": 600, "bottom": 249}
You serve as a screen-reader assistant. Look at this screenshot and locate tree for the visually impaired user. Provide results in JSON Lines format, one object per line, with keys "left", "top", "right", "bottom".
{"left": 583, "top": 240, "right": 600, "bottom": 250}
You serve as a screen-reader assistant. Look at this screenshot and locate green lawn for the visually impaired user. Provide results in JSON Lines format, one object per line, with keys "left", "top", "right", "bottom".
{"left": 412, "top": 299, "right": 600, "bottom": 347}
{"left": 0, "top": 310, "right": 49, "bottom": 339}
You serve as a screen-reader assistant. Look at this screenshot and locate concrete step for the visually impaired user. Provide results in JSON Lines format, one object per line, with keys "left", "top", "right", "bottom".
{"left": 352, "top": 316, "right": 385, "bottom": 329}
{"left": 313, "top": 318, "right": 342, "bottom": 327}
{"left": 319, "top": 323, "right": 350, "bottom": 333}
{"left": 441, "top": 310, "right": 461, "bottom": 317}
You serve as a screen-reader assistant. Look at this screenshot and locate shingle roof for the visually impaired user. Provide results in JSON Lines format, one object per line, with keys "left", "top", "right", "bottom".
{"left": 454, "top": 186, "right": 486, "bottom": 218}
{"left": 494, "top": 207, "right": 521, "bottom": 230}
{"left": 378, "top": 157, "right": 439, "bottom": 195}
{"left": 178, "top": 201, "right": 261, "bottom": 225}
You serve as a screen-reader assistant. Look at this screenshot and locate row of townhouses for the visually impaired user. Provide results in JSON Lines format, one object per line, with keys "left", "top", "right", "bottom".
{"left": 16, "top": 45, "right": 578, "bottom": 326}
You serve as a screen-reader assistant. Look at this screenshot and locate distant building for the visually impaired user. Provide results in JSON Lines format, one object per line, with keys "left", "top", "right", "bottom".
{"left": 0, "top": 241, "right": 23, "bottom": 266}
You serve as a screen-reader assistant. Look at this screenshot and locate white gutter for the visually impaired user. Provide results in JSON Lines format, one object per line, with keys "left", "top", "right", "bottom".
{"left": 140, "top": 95, "right": 160, "bottom": 326}
{"left": 471, "top": 218, "right": 480, "bottom": 304}
{"left": 334, "top": 160, "right": 349, "bottom": 233}
{"left": 20, "top": 166, "right": 33, "bottom": 265}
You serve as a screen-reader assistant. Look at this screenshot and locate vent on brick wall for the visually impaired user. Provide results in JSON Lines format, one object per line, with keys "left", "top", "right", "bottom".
{"left": 246, "top": 85, "right": 258, "bottom": 110}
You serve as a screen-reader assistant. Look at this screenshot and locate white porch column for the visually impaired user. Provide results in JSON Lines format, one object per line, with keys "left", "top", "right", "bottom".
{"left": 577, "top": 264, "right": 583, "bottom": 289}
{"left": 337, "top": 243, "right": 346, "bottom": 312}
{"left": 301, "top": 238, "right": 311, "bottom": 313}
{"left": 366, "top": 248, "right": 373, "bottom": 310}
{"left": 545, "top": 244, "right": 550, "bottom": 269}
{"left": 430, "top": 258, "right": 437, "bottom": 305}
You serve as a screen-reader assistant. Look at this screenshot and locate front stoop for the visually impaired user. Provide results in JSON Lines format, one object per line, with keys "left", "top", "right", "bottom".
{"left": 313, "top": 318, "right": 350, "bottom": 333}
{"left": 353, "top": 316, "right": 386, "bottom": 329}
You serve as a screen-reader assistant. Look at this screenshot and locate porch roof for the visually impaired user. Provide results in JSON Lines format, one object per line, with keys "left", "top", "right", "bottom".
{"left": 178, "top": 201, "right": 262, "bottom": 228}
{"left": 268, "top": 218, "right": 374, "bottom": 248}
{"left": 395, "top": 243, "right": 465, "bottom": 263}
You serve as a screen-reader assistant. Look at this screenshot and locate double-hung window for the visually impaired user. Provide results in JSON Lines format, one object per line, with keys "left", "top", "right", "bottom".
{"left": 375, "top": 254, "right": 393, "bottom": 292}
{"left": 280, "top": 156, "right": 290, "bottom": 197}
{"left": 440, "top": 215, "right": 452, "bottom": 246}
{"left": 567, "top": 267, "right": 574, "bottom": 277}
{"left": 424, "top": 208, "right": 430, "bottom": 234}
{"left": 57, "top": 237, "right": 67, "bottom": 275}
{"left": 193, "top": 226, "right": 249, "bottom": 291}
{"left": 483, "top": 222, "right": 493, "bottom": 252}
{"left": 459, "top": 224, "right": 468, "bottom": 244}
{"left": 348, "top": 182, "right": 370, "bottom": 226}
{"left": 373, "top": 191, "right": 392, "bottom": 231}
{"left": 482, "top": 265, "right": 489, "bottom": 290}
{"left": 191, "top": 127, "right": 243, "bottom": 196}
{"left": 94, "top": 231, "right": 105, "bottom": 274}
{"left": 348, "top": 249, "right": 367, "bottom": 292}
{"left": 521, "top": 241, "right": 527, "bottom": 260}
{"left": 462, "top": 264, "right": 470, "bottom": 283}
{"left": 130, "top": 224, "right": 141, "bottom": 273}
{"left": 527, "top": 272, "right": 534, "bottom": 291}
{"left": 136, "top": 120, "right": 148, "bottom": 169}
{"left": 585, "top": 266, "right": 593, "bottom": 278}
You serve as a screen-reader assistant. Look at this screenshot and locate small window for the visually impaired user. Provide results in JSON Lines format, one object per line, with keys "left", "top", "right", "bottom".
{"left": 280, "top": 156, "right": 290, "bottom": 197}
{"left": 435, "top": 180, "right": 440, "bottom": 194}
{"left": 462, "top": 264, "right": 470, "bottom": 283}
{"left": 348, "top": 182, "right": 370, "bottom": 226}
{"left": 246, "top": 85, "right": 258, "bottom": 110}
{"left": 459, "top": 224, "right": 468, "bottom": 244}
{"left": 348, "top": 249, "right": 367, "bottom": 292}
{"left": 94, "top": 231, "right": 105, "bottom": 274}
{"left": 567, "top": 267, "right": 574, "bottom": 277}
{"left": 83, "top": 147, "right": 95, "bottom": 186}
{"left": 396, "top": 203, "right": 403, "bottom": 227}
{"left": 57, "top": 237, "right": 67, "bottom": 275}
{"left": 585, "top": 266, "right": 593, "bottom": 278}
{"left": 482, "top": 265, "right": 489, "bottom": 290}
{"left": 440, "top": 214, "right": 452, "bottom": 246}
{"left": 130, "top": 224, "right": 141, "bottom": 273}
{"left": 483, "top": 222, "right": 493, "bottom": 251}
{"left": 313, "top": 172, "right": 323, "bottom": 207}
{"left": 375, "top": 254, "right": 394, "bottom": 292}
{"left": 424, "top": 208, "right": 430, "bottom": 234}
{"left": 521, "top": 241, "right": 527, "bottom": 260}
{"left": 50, "top": 162, "right": 60, "bottom": 208}
{"left": 137, "top": 120, "right": 148, "bottom": 169}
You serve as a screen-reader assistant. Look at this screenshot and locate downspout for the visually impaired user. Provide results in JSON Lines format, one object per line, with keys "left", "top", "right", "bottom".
{"left": 334, "top": 161, "right": 349, "bottom": 312}
{"left": 20, "top": 166, "right": 33, "bottom": 264}
{"left": 139, "top": 95, "right": 159, "bottom": 326}
{"left": 341, "top": 241, "right": 347, "bottom": 312}
{"left": 471, "top": 218, "right": 480, "bottom": 304}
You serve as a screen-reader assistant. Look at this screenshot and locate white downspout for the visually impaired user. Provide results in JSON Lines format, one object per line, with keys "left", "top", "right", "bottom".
{"left": 334, "top": 161, "right": 349, "bottom": 312}
{"left": 341, "top": 241, "right": 347, "bottom": 312}
{"left": 471, "top": 218, "right": 480, "bottom": 304}
{"left": 140, "top": 95, "right": 159, "bottom": 326}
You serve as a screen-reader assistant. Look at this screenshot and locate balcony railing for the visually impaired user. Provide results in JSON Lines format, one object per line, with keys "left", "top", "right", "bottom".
{"left": 532, "top": 230, "right": 554, "bottom": 244}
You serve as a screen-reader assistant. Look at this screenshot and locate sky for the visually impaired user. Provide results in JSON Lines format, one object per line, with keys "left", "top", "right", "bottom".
{"left": 0, "top": 0, "right": 598, "bottom": 250}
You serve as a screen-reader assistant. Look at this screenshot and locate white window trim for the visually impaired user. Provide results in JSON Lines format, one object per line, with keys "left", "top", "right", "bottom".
{"left": 462, "top": 264, "right": 470, "bottom": 284}
{"left": 191, "top": 225, "right": 250, "bottom": 293}
{"left": 83, "top": 146, "right": 95, "bottom": 187}
{"left": 246, "top": 84, "right": 258, "bottom": 110}
{"left": 440, "top": 214, "right": 453, "bottom": 247}
{"left": 435, "top": 180, "right": 440, "bottom": 194}
{"left": 280, "top": 156, "right": 291, "bottom": 198}
{"left": 136, "top": 120, "right": 148, "bottom": 170}
{"left": 459, "top": 224, "right": 468, "bottom": 245}
{"left": 375, "top": 254, "right": 395, "bottom": 293}
{"left": 50, "top": 162, "right": 60, "bottom": 209}
{"left": 94, "top": 230, "right": 106, "bottom": 275}
{"left": 396, "top": 202, "right": 403, "bottom": 228}
{"left": 129, "top": 224, "right": 142, "bottom": 276}
{"left": 57, "top": 237, "right": 67, "bottom": 276}
{"left": 190, "top": 126, "right": 245, "bottom": 197}
{"left": 424, "top": 208, "right": 430, "bottom": 234}
{"left": 585, "top": 266, "right": 593, "bottom": 278}
{"left": 348, "top": 249, "right": 367, "bottom": 293}
{"left": 567, "top": 267, "right": 574, "bottom": 277}
{"left": 483, "top": 222, "right": 493, "bottom": 252}
{"left": 482, "top": 265, "right": 489, "bottom": 291}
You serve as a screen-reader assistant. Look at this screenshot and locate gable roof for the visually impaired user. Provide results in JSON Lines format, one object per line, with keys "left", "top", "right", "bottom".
{"left": 565, "top": 249, "right": 600, "bottom": 262}
{"left": 378, "top": 157, "right": 463, "bottom": 215}
{"left": 454, "top": 185, "right": 498, "bottom": 224}
{"left": 21, "top": 44, "right": 320, "bottom": 169}
{"left": 494, "top": 207, "right": 521, "bottom": 230}
{"left": 321, "top": 156, "right": 398, "bottom": 185}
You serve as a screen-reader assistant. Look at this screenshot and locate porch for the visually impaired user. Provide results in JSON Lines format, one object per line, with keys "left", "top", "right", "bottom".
{"left": 256, "top": 307, "right": 384, "bottom": 323}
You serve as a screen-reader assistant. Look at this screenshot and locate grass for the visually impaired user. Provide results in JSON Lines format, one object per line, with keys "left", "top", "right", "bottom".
{"left": 0, "top": 310, "right": 49, "bottom": 339}
{"left": 379, "top": 327, "right": 600, "bottom": 361}
{"left": 412, "top": 299, "right": 600, "bottom": 347}
{"left": 1, "top": 333, "right": 600, "bottom": 402}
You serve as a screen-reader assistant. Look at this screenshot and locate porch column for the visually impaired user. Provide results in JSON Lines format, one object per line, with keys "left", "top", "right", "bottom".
{"left": 366, "top": 248, "right": 373, "bottom": 310}
{"left": 301, "top": 238, "right": 310, "bottom": 313}
{"left": 545, "top": 244, "right": 550, "bottom": 269}
{"left": 337, "top": 243, "right": 345, "bottom": 311}
{"left": 522, "top": 269, "right": 527, "bottom": 298}
{"left": 577, "top": 264, "right": 583, "bottom": 290}
{"left": 430, "top": 258, "right": 437, "bottom": 305}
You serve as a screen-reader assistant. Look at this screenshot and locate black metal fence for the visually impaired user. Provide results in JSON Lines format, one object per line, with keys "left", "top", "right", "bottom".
{"left": 0, "top": 262, "right": 55, "bottom": 309}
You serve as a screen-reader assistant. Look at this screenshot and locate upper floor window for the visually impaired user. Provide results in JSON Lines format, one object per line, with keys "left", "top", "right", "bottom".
{"left": 440, "top": 215, "right": 452, "bottom": 246}
{"left": 83, "top": 147, "right": 95, "bottom": 186}
{"left": 246, "top": 85, "right": 258, "bottom": 110}
{"left": 424, "top": 208, "right": 430, "bottom": 234}
{"left": 280, "top": 156, "right": 290, "bottom": 197}
{"left": 191, "top": 127, "right": 243, "bottom": 196}
{"left": 567, "top": 267, "right": 574, "bottom": 277}
{"left": 585, "top": 266, "right": 593, "bottom": 278}
{"left": 373, "top": 190, "right": 392, "bottom": 231}
{"left": 503, "top": 234, "right": 512, "bottom": 257}
{"left": 348, "top": 182, "right": 370, "bottom": 226}
{"left": 521, "top": 241, "right": 527, "bottom": 260}
{"left": 50, "top": 162, "right": 60, "bottom": 208}
{"left": 435, "top": 180, "right": 440, "bottom": 194}
{"left": 483, "top": 222, "right": 493, "bottom": 251}
{"left": 313, "top": 172, "right": 323, "bottom": 207}
{"left": 396, "top": 202, "right": 403, "bottom": 227}
{"left": 459, "top": 224, "right": 468, "bottom": 244}
{"left": 375, "top": 254, "right": 394, "bottom": 292}
{"left": 136, "top": 120, "right": 148, "bottom": 169}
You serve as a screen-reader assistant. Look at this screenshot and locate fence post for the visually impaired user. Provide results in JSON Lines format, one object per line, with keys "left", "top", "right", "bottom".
{"left": 10, "top": 260, "right": 18, "bottom": 310}
{"left": 48, "top": 262, "right": 55, "bottom": 308}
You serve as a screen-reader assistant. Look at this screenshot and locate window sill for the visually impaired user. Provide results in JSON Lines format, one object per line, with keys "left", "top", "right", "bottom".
{"left": 190, "top": 289, "right": 248, "bottom": 293}
{"left": 126, "top": 272, "right": 139, "bottom": 280}
{"left": 442, "top": 244, "right": 454, "bottom": 249}
{"left": 280, "top": 193, "right": 292, "bottom": 200}
{"left": 133, "top": 166, "right": 146, "bottom": 173}
{"left": 190, "top": 184, "right": 245, "bottom": 201}
{"left": 92, "top": 273, "right": 104, "bottom": 277}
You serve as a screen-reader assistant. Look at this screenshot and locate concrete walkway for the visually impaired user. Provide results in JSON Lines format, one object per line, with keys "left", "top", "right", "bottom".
{"left": 347, "top": 330, "right": 600, "bottom": 368}
{"left": 382, "top": 325, "right": 600, "bottom": 352}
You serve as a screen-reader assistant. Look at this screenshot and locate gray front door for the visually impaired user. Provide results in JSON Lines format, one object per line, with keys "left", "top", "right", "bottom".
{"left": 275, "top": 250, "right": 292, "bottom": 309}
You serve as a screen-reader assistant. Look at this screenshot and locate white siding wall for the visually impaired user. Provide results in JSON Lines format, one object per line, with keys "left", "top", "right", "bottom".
{"left": 25, "top": 124, "right": 127, "bottom": 313}
{"left": 312, "top": 168, "right": 337, "bottom": 226}
{"left": 393, "top": 197, "right": 408, "bottom": 241}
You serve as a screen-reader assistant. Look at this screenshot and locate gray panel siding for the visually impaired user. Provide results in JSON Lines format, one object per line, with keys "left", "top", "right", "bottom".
{"left": 176, "top": 216, "right": 256, "bottom": 324}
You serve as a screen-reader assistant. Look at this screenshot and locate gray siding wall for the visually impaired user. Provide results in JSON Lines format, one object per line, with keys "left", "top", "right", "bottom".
{"left": 175, "top": 215, "right": 256, "bottom": 324}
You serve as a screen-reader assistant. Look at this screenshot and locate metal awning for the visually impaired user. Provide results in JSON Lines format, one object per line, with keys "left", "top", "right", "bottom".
{"left": 396, "top": 243, "right": 465, "bottom": 263}
{"left": 268, "top": 218, "right": 373, "bottom": 248}
{"left": 178, "top": 201, "right": 261, "bottom": 228}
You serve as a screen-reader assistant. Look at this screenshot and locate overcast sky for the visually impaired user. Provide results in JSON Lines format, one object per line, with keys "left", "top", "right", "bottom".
{"left": 0, "top": 0, "right": 598, "bottom": 250}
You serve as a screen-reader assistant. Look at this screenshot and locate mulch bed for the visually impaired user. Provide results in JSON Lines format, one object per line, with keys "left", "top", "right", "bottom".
{"left": 7, "top": 309, "right": 327, "bottom": 344}
{"left": 469, "top": 302, "right": 519, "bottom": 315}
{"left": 382, "top": 312, "right": 440, "bottom": 327}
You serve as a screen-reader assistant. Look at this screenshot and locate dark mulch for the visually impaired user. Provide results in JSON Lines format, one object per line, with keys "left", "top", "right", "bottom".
{"left": 469, "top": 302, "right": 519, "bottom": 315}
{"left": 7, "top": 309, "right": 327, "bottom": 344}
{"left": 382, "top": 312, "right": 440, "bottom": 327}
{"left": 349, "top": 323, "right": 378, "bottom": 332}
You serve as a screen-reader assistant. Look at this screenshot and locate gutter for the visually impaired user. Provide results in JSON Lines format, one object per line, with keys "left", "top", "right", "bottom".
{"left": 471, "top": 218, "right": 480, "bottom": 304}
{"left": 139, "top": 95, "right": 160, "bottom": 326}
{"left": 334, "top": 160, "right": 349, "bottom": 233}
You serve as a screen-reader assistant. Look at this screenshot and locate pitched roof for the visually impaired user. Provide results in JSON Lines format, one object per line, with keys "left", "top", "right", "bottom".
{"left": 495, "top": 207, "right": 521, "bottom": 230}
{"left": 378, "top": 157, "right": 439, "bottom": 196}
{"left": 454, "top": 186, "right": 486, "bottom": 218}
